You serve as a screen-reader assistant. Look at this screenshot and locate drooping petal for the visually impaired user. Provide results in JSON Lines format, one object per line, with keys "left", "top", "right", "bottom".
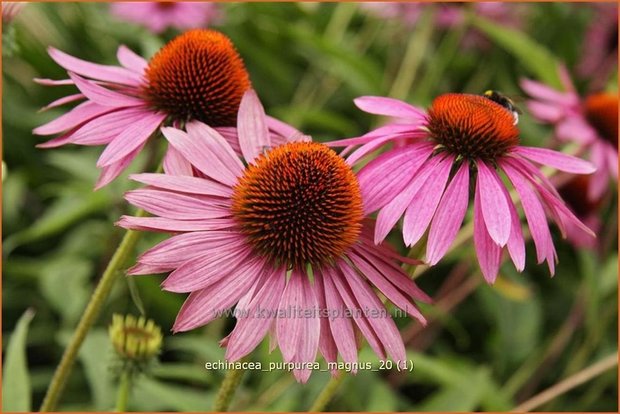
{"left": 34, "top": 101, "right": 112, "bottom": 136}
{"left": 312, "top": 271, "right": 338, "bottom": 367}
{"left": 162, "top": 126, "right": 241, "bottom": 187}
{"left": 94, "top": 143, "right": 145, "bottom": 189}
{"left": 69, "top": 108, "right": 152, "bottom": 146}
{"left": 497, "top": 177, "right": 526, "bottom": 272}
{"left": 40, "top": 93, "right": 85, "bottom": 111}
{"left": 375, "top": 155, "right": 442, "bottom": 244}
{"left": 116, "top": 216, "right": 235, "bottom": 232}
{"left": 130, "top": 173, "right": 233, "bottom": 197}
{"left": 520, "top": 78, "right": 575, "bottom": 105}
{"left": 512, "top": 146, "right": 596, "bottom": 174}
{"left": 226, "top": 267, "right": 287, "bottom": 361}
{"left": 68, "top": 72, "right": 144, "bottom": 108}
{"left": 325, "top": 124, "right": 420, "bottom": 148}
{"left": 402, "top": 154, "right": 453, "bottom": 247}
{"left": 124, "top": 188, "right": 230, "bottom": 220}
{"left": 346, "top": 130, "right": 426, "bottom": 166}
{"left": 266, "top": 115, "right": 301, "bottom": 142}
{"left": 357, "top": 143, "right": 433, "bottom": 214}
{"left": 473, "top": 186, "right": 502, "bottom": 283}
{"left": 426, "top": 163, "right": 470, "bottom": 265}
{"left": 237, "top": 90, "right": 270, "bottom": 164}
{"left": 96, "top": 111, "right": 165, "bottom": 167}
{"left": 48, "top": 46, "right": 141, "bottom": 85}
{"left": 354, "top": 96, "right": 427, "bottom": 120}
{"left": 338, "top": 262, "right": 406, "bottom": 363}
{"left": 163, "top": 146, "right": 194, "bottom": 176}
{"left": 476, "top": 161, "right": 511, "bottom": 246}
{"left": 172, "top": 259, "right": 261, "bottom": 332}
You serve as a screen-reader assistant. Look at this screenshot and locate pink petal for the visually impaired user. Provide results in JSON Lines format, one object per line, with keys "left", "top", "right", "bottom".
{"left": 375, "top": 156, "right": 442, "bottom": 244}
{"left": 513, "top": 146, "right": 596, "bottom": 174}
{"left": 40, "top": 93, "right": 84, "bottom": 111}
{"left": 476, "top": 161, "right": 511, "bottom": 246}
{"left": 501, "top": 161, "right": 553, "bottom": 265}
{"left": 348, "top": 252, "right": 426, "bottom": 324}
{"left": 237, "top": 90, "right": 270, "bottom": 164}
{"left": 312, "top": 271, "right": 338, "bottom": 366}
{"left": 162, "top": 246, "right": 252, "bottom": 293}
{"left": 68, "top": 72, "right": 144, "bottom": 107}
{"left": 172, "top": 259, "right": 261, "bottom": 332}
{"left": 473, "top": 187, "right": 502, "bottom": 283}
{"left": 426, "top": 163, "right": 470, "bottom": 265}
{"left": 33, "top": 101, "right": 112, "bottom": 135}
{"left": 96, "top": 111, "right": 165, "bottom": 166}
{"left": 402, "top": 154, "right": 454, "bottom": 247}
{"left": 163, "top": 124, "right": 242, "bottom": 187}
{"left": 354, "top": 96, "right": 427, "bottom": 120}
{"left": 525, "top": 101, "right": 565, "bottom": 123}
{"left": 94, "top": 143, "right": 144, "bottom": 189}
{"left": 325, "top": 124, "right": 420, "bottom": 148}
{"left": 323, "top": 266, "right": 386, "bottom": 360}
{"left": 520, "top": 78, "right": 575, "bottom": 105}
{"left": 346, "top": 130, "right": 426, "bottom": 166}
{"left": 130, "top": 173, "right": 233, "bottom": 197}
{"left": 70, "top": 107, "right": 152, "bottom": 146}
{"left": 116, "top": 45, "right": 147, "bottom": 74}
{"left": 34, "top": 78, "right": 74, "bottom": 86}
{"left": 338, "top": 261, "right": 406, "bottom": 363}
{"left": 163, "top": 146, "right": 194, "bottom": 176}
{"left": 48, "top": 46, "right": 141, "bottom": 85}
{"left": 116, "top": 216, "right": 235, "bottom": 232}
{"left": 226, "top": 268, "right": 287, "bottom": 361}
{"left": 266, "top": 115, "right": 301, "bottom": 142}
{"left": 556, "top": 117, "right": 598, "bottom": 144}
{"left": 357, "top": 143, "right": 434, "bottom": 214}
{"left": 124, "top": 188, "right": 230, "bottom": 220}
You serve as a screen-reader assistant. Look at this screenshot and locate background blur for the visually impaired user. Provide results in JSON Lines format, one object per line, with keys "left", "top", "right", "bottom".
{"left": 2, "top": 2, "right": 618, "bottom": 412}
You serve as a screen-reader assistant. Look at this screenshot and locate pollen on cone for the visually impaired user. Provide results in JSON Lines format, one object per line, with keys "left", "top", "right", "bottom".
{"left": 144, "top": 29, "right": 251, "bottom": 127}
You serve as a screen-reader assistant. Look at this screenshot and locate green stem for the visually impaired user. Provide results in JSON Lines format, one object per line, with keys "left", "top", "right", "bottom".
{"left": 309, "top": 373, "right": 345, "bottom": 412}
{"left": 213, "top": 360, "right": 247, "bottom": 412}
{"left": 115, "top": 371, "right": 133, "bottom": 412}
{"left": 39, "top": 209, "right": 147, "bottom": 412}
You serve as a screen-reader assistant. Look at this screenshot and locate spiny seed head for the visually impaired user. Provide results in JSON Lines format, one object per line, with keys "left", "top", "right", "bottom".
{"left": 143, "top": 29, "right": 251, "bottom": 127}
{"left": 231, "top": 142, "right": 363, "bottom": 270}
{"left": 427, "top": 93, "right": 520, "bottom": 162}
{"left": 584, "top": 92, "right": 618, "bottom": 148}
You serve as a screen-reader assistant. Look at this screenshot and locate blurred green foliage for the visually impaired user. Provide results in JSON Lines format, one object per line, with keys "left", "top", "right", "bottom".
{"left": 2, "top": 2, "right": 617, "bottom": 412}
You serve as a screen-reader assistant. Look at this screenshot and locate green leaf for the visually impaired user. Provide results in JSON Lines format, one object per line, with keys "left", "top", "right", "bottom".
{"left": 471, "top": 16, "right": 563, "bottom": 89}
{"left": 2, "top": 309, "right": 35, "bottom": 412}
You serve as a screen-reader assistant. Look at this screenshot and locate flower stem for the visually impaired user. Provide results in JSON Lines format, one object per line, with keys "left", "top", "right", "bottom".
{"left": 115, "top": 371, "right": 133, "bottom": 412}
{"left": 212, "top": 359, "right": 247, "bottom": 412}
{"left": 39, "top": 209, "right": 147, "bottom": 412}
{"left": 309, "top": 373, "right": 346, "bottom": 412}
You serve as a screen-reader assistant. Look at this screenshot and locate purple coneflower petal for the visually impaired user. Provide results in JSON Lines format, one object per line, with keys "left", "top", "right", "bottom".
{"left": 95, "top": 144, "right": 145, "bottom": 189}
{"left": 426, "top": 163, "right": 469, "bottom": 265}
{"left": 357, "top": 143, "right": 433, "bottom": 214}
{"left": 162, "top": 126, "right": 241, "bottom": 187}
{"left": 116, "top": 45, "right": 148, "bottom": 74}
{"left": 375, "top": 156, "right": 442, "bottom": 244}
{"left": 130, "top": 173, "right": 232, "bottom": 197}
{"left": 338, "top": 262, "right": 406, "bottom": 363}
{"left": 163, "top": 146, "right": 194, "bottom": 176}
{"left": 48, "top": 46, "right": 141, "bottom": 85}
{"left": 96, "top": 111, "right": 166, "bottom": 166}
{"left": 125, "top": 188, "right": 231, "bottom": 220}
{"left": 326, "top": 124, "right": 419, "bottom": 149}
{"left": 34, "top": 101, "right": 112, "bottom": 136}
{"left": 68, "top": 72, "right": 144, "bottom": 108}
{"left": 513, "top": 146, "right": 596, "bottom": 174}
{"left": 266, "top": 115, "right": 301, "bottom": 142}
{"left": 497, "top": 178, "right": 526, "bottom": 272}
{"left": 117, "top": 216, "right": 235, "bottom": 232}
{"left": 556, "top": 117, "right": 597, "bottom": 144}
{"left": 237, "top": 89, "right": 270, "bottom": 164}
{"left": 403, "top": 154, "right": 453, "bottom": 247}
{"left": 477, "top": 161, "right": 511, "bottom": 246}
{"left": 312, "top": 272, "right": 339, "bottom": 367}
{"left": 226, "top": 268, "right": 286, "bottom": 361}
{"left": 172, "top": 259, "right": 260, "bottom": 332}
{"left": 68, "top": 108, "right": 154, "bottom": 146}
{"left": 34, "top": 78, "right": 75, "bottom": 86}
{"left": 346, "top": 130, "right": 426, "bottom": 166}
{"left": 473, "top": 187, "right": 502, "bottom": 283}
{"left": 40, "top": 93, "right": 85, "bottom": 111}
{"left": 354, "top": 96, "right": 426, "bottom": 120}
{"left": 519, "top": 78, "right": 575, "bottom": 105}
{"left": 162, "top": 246, "right": 252, "bottom": 293}
{"left": 319, "top": 268, "right": 358, "bottom": 365}
{"left": 525, "top": 101, "right": 564, "bottom": 123}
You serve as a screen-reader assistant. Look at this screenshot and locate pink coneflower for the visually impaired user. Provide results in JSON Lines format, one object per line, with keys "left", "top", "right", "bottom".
{"left": 34, "top": 29, "right": 280, "bottom": 188}
{"left": 118, "top": 91, "right": 430, "bottom": 382}
{"left": 329, "top": 93, "right": 596, "bottom": 282}
{"left": 110, "top": 2, "right": 221, "bottom": 34}
{"left": 577, "top": 3, "right": 617, "bottom": 86}
{"left": 521, "top": 68, "right": 618, "bottom": 201}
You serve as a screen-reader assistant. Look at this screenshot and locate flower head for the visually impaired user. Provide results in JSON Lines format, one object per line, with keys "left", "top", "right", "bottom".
{"left": 118, "top": 91, "right": 430, "bottom": 382}
{"left": 521, "top": 67, "right": 618, "bottom": 201}
{"left": 330, "top": 93, "right": 596, "bottom": 282}
{"left": 109, "top": 313, "right": 163, "bottom": 373}
{"left": 34, "top": 29, "right": 269, "bottom": 188}
{"left": 110, "top": 2, "right": 221, "bottom": 34}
